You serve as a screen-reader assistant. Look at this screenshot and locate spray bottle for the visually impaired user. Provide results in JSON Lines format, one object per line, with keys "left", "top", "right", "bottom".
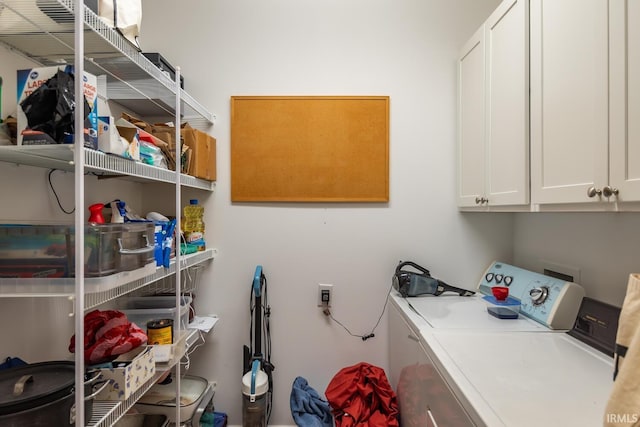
{"left": 88, "top": 203, "right": 105, "bottom": 224}
{"left": 107, "top": 200, "right": 127, "bottom": 223}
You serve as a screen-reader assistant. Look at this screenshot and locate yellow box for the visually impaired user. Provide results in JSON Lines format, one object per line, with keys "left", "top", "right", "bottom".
{"left": 97, "top": 345, "right": 155, "bottom": 401}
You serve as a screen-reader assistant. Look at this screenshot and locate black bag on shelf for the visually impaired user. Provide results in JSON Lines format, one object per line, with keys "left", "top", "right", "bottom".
{"left": 19, "top": 69, "right": 90, "bottom": 144}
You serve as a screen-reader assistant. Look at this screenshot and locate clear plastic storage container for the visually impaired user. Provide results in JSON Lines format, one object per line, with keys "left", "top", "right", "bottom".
{"left": 0, "top": 223, "right": 155, "bottom": 277}
{"left": 120, "top": 295, "right": 192, "bottom": 330}
{"left": 482, "top": 295, "right": 521, "bottom": 319}
{"left": 134, "top": 375, "right": 213, "bottom": 424}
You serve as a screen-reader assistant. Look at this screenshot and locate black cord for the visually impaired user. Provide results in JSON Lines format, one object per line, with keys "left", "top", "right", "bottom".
{"left": 326, "top": 281, "right": 394, "bottom": 341}
{"left": 260, "top": 273, "right": 274, "bottom": 423}
{"left": 248, "top": 285, "right": 254, "bottom": 357}
{"left": 48, "top": 169, "right": 75, "bottom": 214}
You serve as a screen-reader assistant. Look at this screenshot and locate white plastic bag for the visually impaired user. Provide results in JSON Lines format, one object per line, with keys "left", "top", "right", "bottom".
{"left": 99, "top": 0, "right": 142, "bottom": 50}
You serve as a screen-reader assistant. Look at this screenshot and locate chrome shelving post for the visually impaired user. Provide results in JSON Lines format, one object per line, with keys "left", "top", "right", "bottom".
{"left": 174, "top": 65, "right": 182, "bottom": 427}
{"left": 73, "top": 0, "right": 85, "bottom": 423}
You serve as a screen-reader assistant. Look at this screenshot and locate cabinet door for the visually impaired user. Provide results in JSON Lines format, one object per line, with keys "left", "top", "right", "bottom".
{"left": 389, "top": 304, "right": 423, "bottom": 426}
{"left": 458, "top": 26, "right": 486, "bottom": 207}
{"left": 417, "top": 341, "right": 475, "bottom": 427}
{"left": 389, "top": 304, "right": 474, "bottom": 427}
{"left": 610, "top": 0, "right": 640, "bottom": 201}
{"left": 389, "top": 304, "right": 420, "bottom": 391}
{"left": 485, "top": 0, "right": 529, "bottom": 206}
{"left": 530, "top": 0, "right": 609, "bottom": 204}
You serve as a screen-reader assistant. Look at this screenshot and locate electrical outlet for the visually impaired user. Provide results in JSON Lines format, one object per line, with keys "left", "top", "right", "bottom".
{"left": 318, "top": 283, "right": 333, "bottom": 307}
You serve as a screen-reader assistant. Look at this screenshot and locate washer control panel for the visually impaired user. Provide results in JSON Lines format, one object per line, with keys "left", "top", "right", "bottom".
{"left": 478, "top": 261, "right": 585, "bottom": 330}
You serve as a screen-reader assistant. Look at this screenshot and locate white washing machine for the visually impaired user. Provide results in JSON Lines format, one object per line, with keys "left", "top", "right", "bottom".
{"left": 395, "top": 261, "right": 586, "bottom": 332}
{"left": 389, "top": 261, "right": 617, "bottom": 427}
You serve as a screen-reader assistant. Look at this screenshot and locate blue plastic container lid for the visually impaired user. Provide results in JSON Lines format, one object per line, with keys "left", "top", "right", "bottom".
{"left": 482, "top": 295, "right": 521, "bottom": 306}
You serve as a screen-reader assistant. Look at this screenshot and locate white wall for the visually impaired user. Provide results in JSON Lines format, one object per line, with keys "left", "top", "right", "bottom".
{"left": 2, "top": 2, "right": 636, "bottom": 425}
{"left": 139, "top": 0, "right": 506, "bottom": 424}
{"left": 0, "top": 1, "right": 510, "bottom": 425}
{"left": 513, "top": 213, "right": 640, "bottom": 307}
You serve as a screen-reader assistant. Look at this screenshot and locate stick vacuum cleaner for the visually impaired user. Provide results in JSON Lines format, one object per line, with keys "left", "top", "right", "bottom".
{"left": 242, "top": 266, "right": 274, "bottom": 426}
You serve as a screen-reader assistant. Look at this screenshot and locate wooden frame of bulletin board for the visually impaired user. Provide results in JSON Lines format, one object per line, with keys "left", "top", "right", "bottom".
{"left": 230, "top": 96, "right": 389, "bottom": 202}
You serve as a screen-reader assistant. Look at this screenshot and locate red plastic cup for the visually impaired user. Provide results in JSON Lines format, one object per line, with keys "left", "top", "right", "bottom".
{"left": 491, "top": 286, "right": 509, "bottom": 301}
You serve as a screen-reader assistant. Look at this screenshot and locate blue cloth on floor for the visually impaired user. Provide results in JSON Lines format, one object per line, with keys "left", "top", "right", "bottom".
{"left": 290, "top": 376, "right": 333, "bottom": 427}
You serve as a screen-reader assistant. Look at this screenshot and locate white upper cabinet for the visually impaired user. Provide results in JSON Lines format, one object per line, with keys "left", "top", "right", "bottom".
{"left": 461, "top": 0, "right": 640, "bottom": 210}
{"left": 458, "top": 0, "right": 529, "bottom": 209}
{"left": 610, "top": 0, "right": 640, "bottom": 202}
{"left": 530, "top": 0, "right": 640, "bottom": 207}
{"left": 458, "top": 25, "right": 486, "bottom": 208}
{"left": 485, "top": 0, "right": 529, "bottom": 206}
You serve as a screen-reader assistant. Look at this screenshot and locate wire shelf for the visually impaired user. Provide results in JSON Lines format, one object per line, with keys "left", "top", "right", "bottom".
{"left": 0, "top": 0, "right": 215, "bottom": 123}
{"left": 88, "top": 367, "right": 169, "bottom": 426}
{"left": 0, "top": 249, "right": 216, "bottom": 309}
{"left": 132, "top": 264, "right": 206, "bottom": 297}
{"left": 0, "top": 145, "right": 216, "bottom": 190}
{"left": 87, "top": 329, "right": 219, "bottom": 426}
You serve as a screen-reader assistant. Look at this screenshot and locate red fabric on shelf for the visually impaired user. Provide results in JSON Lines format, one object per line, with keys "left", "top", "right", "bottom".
{"left": 69, "top": 309, "right": 147, "bottom": 365}
{"left": 325, "top": 362, "right": 399, "bottom": 427}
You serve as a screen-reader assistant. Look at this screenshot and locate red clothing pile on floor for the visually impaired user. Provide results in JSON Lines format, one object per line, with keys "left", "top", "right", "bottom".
{"left": 325, "top": 362, "right": 399, "bottom": 427}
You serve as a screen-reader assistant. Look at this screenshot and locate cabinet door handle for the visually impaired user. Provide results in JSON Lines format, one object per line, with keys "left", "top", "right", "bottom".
{"left": 602, "top": 186, "right": 619, "bottom": 198}
{"left": 407, "top": 334, "right": 420, "bottom": 342}
{"left": 587, "top": 186, "right": 602, "bottom": 198}
{"left": 427, "top": 408, "right": 439, "bottom": 427}
{"left": 475, "top": 197, "right": 488, "bottom": 204}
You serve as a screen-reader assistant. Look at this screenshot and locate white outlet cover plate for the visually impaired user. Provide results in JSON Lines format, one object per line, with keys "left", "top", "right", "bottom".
{"left": 318, "top": 283, "right": 333, "bottom": 307}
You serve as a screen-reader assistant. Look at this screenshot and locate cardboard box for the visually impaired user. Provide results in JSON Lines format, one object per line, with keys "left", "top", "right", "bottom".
{"left": 181, "top": 124, "right": 216, "bottom": 181}
{"left": 17, "top": 66, "right": 98, "bottom": 148}
{"left": 97, "top": 345, "right": 155, "bottom": 401}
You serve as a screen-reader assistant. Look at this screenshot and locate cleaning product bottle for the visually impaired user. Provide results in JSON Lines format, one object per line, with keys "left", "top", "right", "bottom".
{"left": 88, "top": 203, "right": 105, "bottom": 223}
{"left": 108, "top": 200, "right": 126, "bottom": 223}
{"left": 182, "top": 199, "right": 205, "bottom": 251}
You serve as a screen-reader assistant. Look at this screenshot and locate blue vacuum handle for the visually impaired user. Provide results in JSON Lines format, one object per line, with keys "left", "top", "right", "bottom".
{"left": 253, "top": 265, "right": 263, "bottom": 297}
{"left": 251, "top": 359, "right": 261, "bottom": 395}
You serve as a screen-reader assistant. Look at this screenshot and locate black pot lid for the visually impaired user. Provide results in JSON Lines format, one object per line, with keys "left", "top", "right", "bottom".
{"left": 0, "top": 361, "right": 75, "bottom": 414}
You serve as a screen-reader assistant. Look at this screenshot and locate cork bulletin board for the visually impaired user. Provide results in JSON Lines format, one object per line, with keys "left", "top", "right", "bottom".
{"left": 230, "top": 96, "right": 389, "bottom": 202}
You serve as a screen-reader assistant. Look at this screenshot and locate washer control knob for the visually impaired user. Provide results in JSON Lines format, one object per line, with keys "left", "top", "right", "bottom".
{"left": 504, "top": 276, "right": 513, "bottom": 286}
{"left": 495, "top": 274, "right": 504, "bottom": 284}
{"left": 485, "top": 273, "right": 494, "bottom": 283}
{"left": 530, "top": 286, "right": 549, "bottom": 305}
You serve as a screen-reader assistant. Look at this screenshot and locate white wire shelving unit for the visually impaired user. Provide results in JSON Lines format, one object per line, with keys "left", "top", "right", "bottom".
{"left": 0, "top": 1, "right": 217, "bottom": 425}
